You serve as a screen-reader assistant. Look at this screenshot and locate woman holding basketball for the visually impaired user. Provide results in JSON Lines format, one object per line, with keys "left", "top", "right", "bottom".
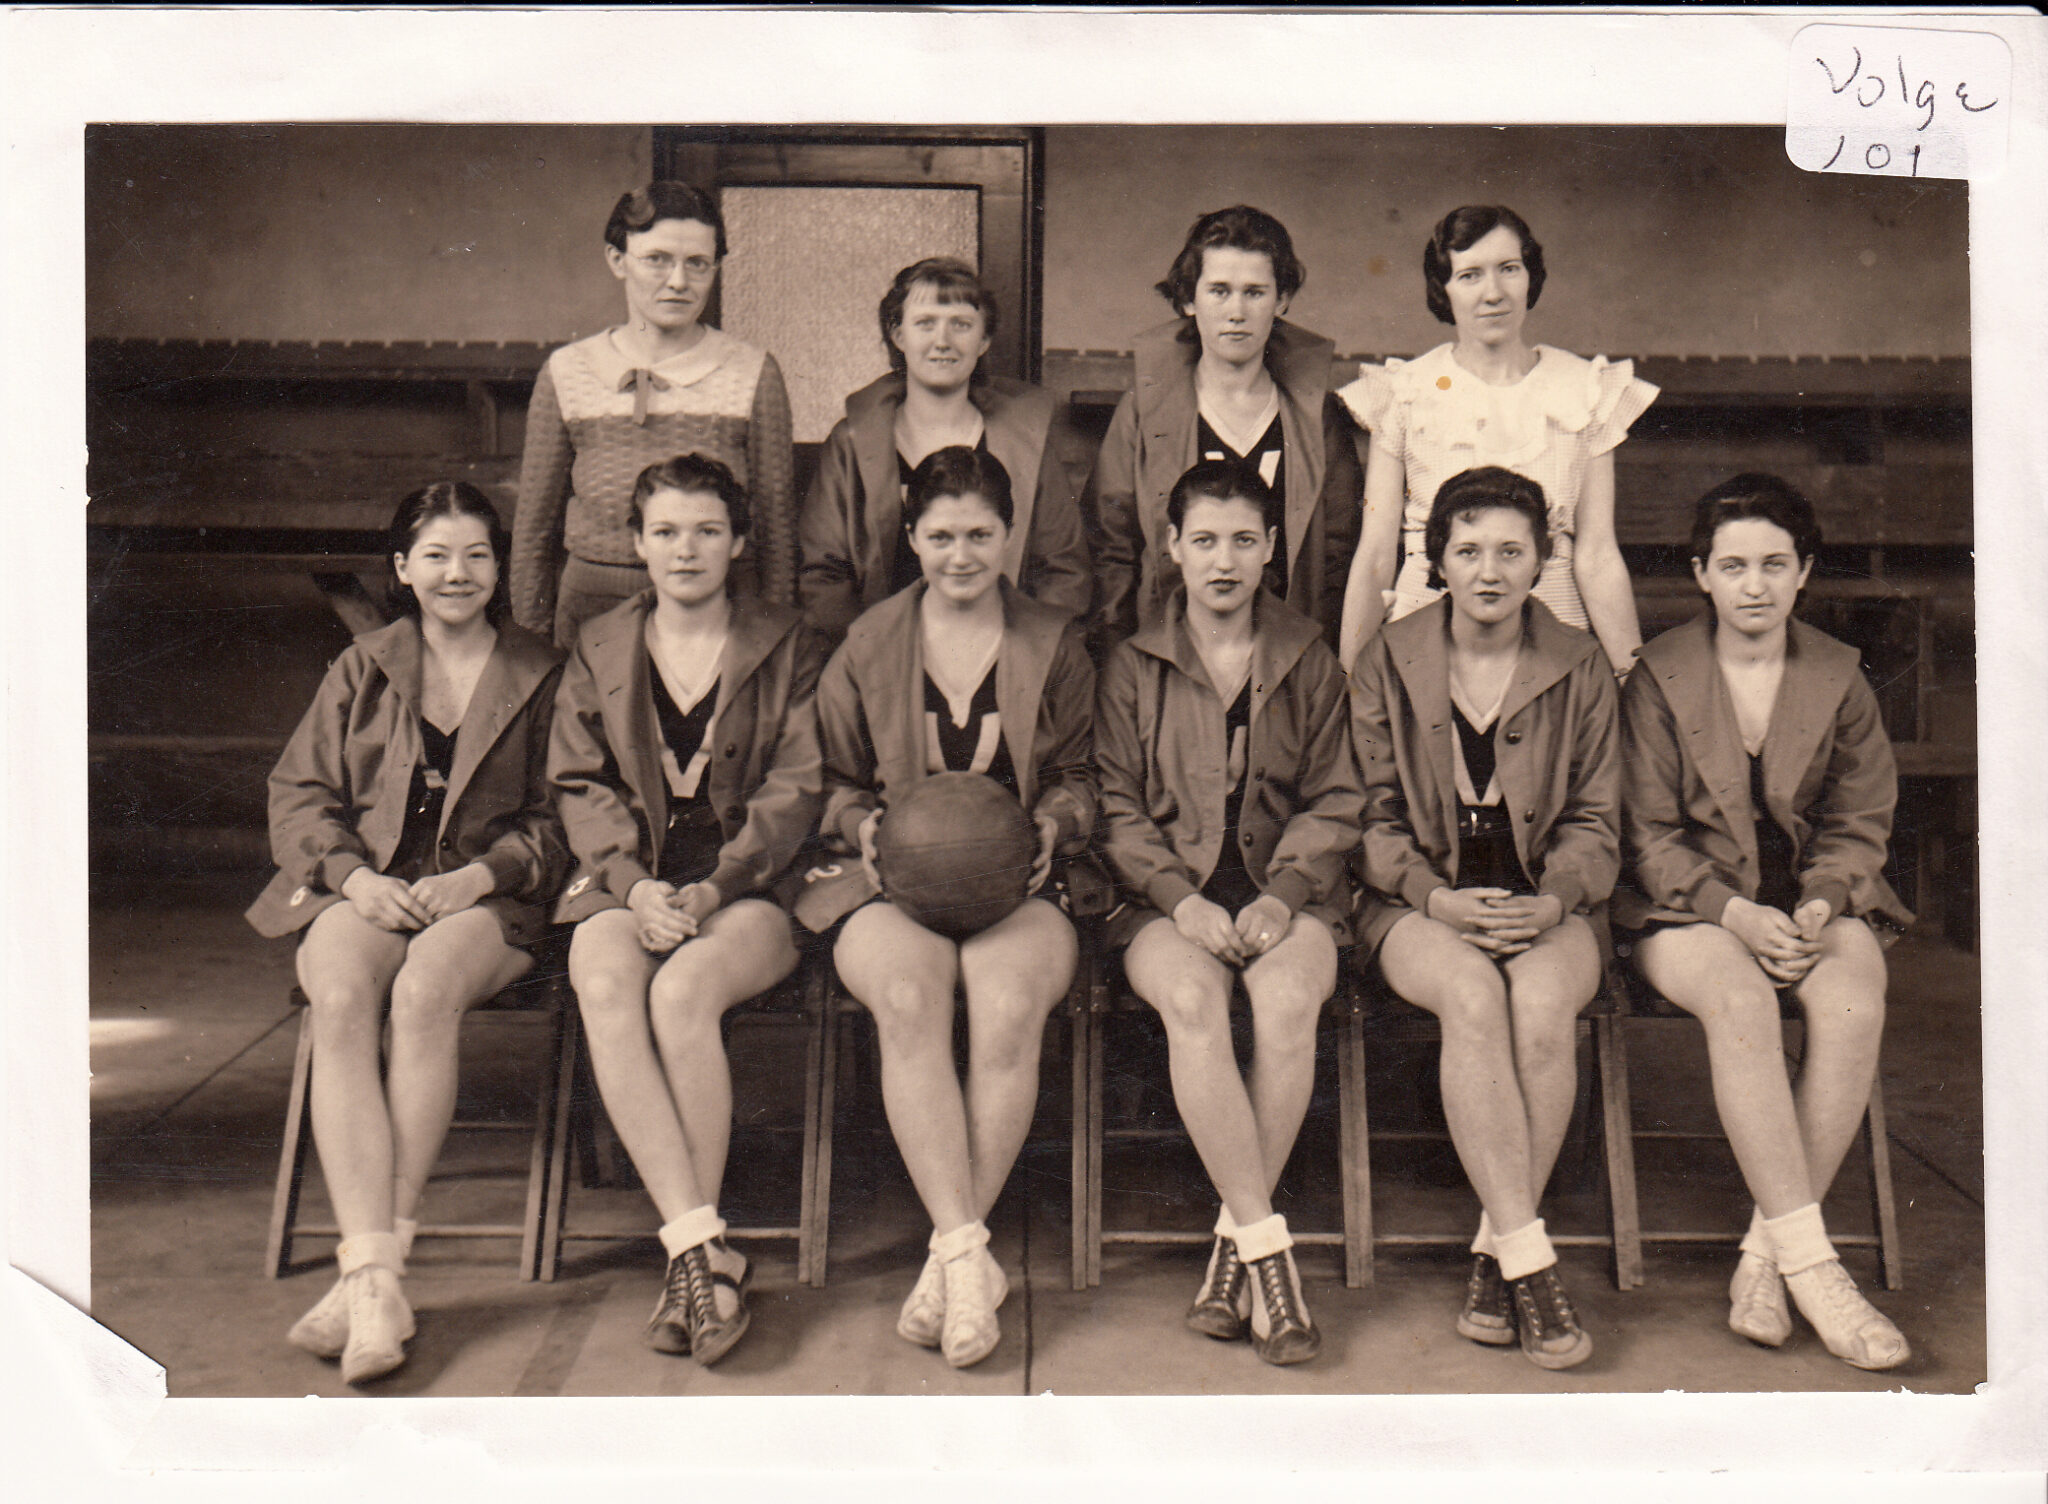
{"left": 809, "top": 445, "right": 1096, "bottom": 1369}
{"left": 1094, "top": 458, "right": 1361, "bottom": 1367}
{"left": 247, "top": 482, "right": 567, "bottom": 1386}
{"left": 1351, "top": 467, "right": 1619, "bottom": 1372}
{"left": 1619, "top": 474, "right": 1910, "bottom": 1372}
{"left": 551, "top": 453, "right": 826, "bottom": 1366}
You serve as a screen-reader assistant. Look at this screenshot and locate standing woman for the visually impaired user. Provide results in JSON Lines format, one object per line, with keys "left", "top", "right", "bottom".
{"left": 1095, "top": 459, "right": 1360, "bottom": 1368}
{"left": 1086, "top": 205, "right": 1362, "bottom": 651}
{"left": 511, "top": 181, "right": 798, "bottom": 647}
{"left": 809, "top": 445, "right": 1095, "bottom": 1369}
{"left": 550, "top": 454, "right": 825, "bottom": 1367}
{"left": 1351, "top": 467, "right": 1619, "bottom": 1372}
{"left": 1337, "top": 205, "right": 1657, "bottom": 676}
{"left": 1619, "top": 474, "right": 1911, "bottom": 1372}
{"left": 798, "top": 257, "right": 1092, "bottom": 642}
{"left": 247, "top": 482, "right": 567, "bottom": 1385}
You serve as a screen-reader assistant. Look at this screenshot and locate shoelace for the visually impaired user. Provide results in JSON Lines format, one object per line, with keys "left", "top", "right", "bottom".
{"left": 1514, "top": 1269, "right": 1578, "bottom": 1339}
{"left": 1207, "top": 1239, "right": 1247, "bottom": 1307}
{"left": 1467, "top": 1257, "right": 1509, "bottom": 1314}
{"left": 1253, "top": 1255, "right": 1308, "bottom": 1332}
{"left": 682, "top": 1247, "right": 721, "bottom": 1331}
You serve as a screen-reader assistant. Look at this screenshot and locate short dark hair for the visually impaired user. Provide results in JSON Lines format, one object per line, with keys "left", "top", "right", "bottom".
{"left": 1422, "top": 467, "right": 1552, "bottom": 590}
{"left": 387, "top": 480, "right": 512, "bottom": 625}
{"left": 1423, "top": 205, "right": 1546, "bottom": 325}
{"left": 1689, "top": 472, "right": 1822, "bottom": 566}
{"left": 879, "top": 258, "right": 998, "bottom": 375}
{"left": 629, "top": 453, "right": 752, "bottom": 537}
{"left": 605, "top": 181, "right": 727, "bottom": 258}
{"left": 1166, "top": 458, "right": 1283, "bottom": 536}
{"left": 905, "top": 446, "right": 1014, "bottom": 533}
{"left": 1155, "top": 205, "right": 1306, "bottom": 313}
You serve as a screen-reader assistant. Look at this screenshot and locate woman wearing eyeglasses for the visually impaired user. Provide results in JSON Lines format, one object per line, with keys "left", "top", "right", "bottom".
{"left": 511, "top": 181, "right": 798, "bottom": 648}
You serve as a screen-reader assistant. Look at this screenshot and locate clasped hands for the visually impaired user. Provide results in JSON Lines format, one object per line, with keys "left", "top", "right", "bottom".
{"left": 1425, "top": 886, "right": 1565, "bottom": 957}
{"left": 1721, "top": 895, "right": 1832, "bottom": 984}
{"left": 626, "top": 878, "right": 723, "bottom": 954}
{"left": 342, "top": 862, "right": 495, "bottom": 932}
{"left": 1172, "top": 891, "right": 1293, "bottom": 965}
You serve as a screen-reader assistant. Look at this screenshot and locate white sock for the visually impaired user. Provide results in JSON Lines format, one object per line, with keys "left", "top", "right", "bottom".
{"left": 1738, "top": 1205, "right": 1772, "bottom": 1262}
{"left": 1213, "top": 1206, "right": 1238, "bottom": 1240}
{"left": 394, "top": 1217, "right": 419, "bottom": 1263}
{"left": 1471, "top": 1210, "right": 1498, "bottom": 1259}
{"left": 336, "top": 1231, "right": 404, "bottom": 1278}
{"left": 1493, "top": 1218, "right": 1557, "bottom": 1282}
{"left": 1231, "top": 1213, "right": 1292, "bottom": 1264}
{"left": 930, "top": 1220, "right": 991, "bottom": 1264}
{"left": 1763, "top": 1203, "right": 1837, "bottom": 1276}
{"left": 658, "top": 1204, "right": 726, "bottom": 1260}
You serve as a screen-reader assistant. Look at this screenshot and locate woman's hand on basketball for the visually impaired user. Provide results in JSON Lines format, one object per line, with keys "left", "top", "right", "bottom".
{"left": 855, "top": 809, "right": 884, "bottom": 892}
{"left": 1233, "top": 893, "right": 1292, "bottom": 958}
{"left": 1722, "top": 896, "right": 1820, "bottom": 982}
{"left": 1425, "top": 886, "right": 1523, "bottom": 955}
{"left": 627, "top": 879, "right": 692, "bottom": 955}
{"left": 408, "top": 862, "right": 494, "bottom": 923}
{"left": 669, "top": 881, "right": 722, "bottom": 937}
{"left": 1173, "top": 893, "right": 1245, "bottom": 964}
{"left": 341, "top": 867, "right": 430, "bottom": 932}
{"left": 1028, "top": 814, "right": 1059, "bottom": 896}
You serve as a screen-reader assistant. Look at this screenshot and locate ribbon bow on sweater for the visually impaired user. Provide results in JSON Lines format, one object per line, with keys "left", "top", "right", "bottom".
{"left": 617, "top": 367, "right": 670, "bottom": 427}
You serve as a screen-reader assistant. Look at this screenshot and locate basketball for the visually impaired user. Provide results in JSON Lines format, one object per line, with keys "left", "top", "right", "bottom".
{"left": 874, "top": 772, "right": 1037, "bottom": 937}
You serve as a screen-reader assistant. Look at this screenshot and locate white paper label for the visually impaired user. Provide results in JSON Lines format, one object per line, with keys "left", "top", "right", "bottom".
{"left": 1786, "top": 23, "right": 2011, "bottom": 181}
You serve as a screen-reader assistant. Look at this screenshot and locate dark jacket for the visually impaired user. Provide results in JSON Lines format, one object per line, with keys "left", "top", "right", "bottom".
{"left": 246, "top": 617, "right": 568, "bottom": 947}
{"left": 1095, "top": 588, "right": 1361, "bottom": 939}
{"left": 548, "top": 591, "right": 826, "bottom": 924}
{"left": 1083, "top": 317, "right": 1364, "bottom": 650}
{"left": 805, "top": 578, "right": 1097, "bottom": 931}
{"left": 1615, "top": 613, "right": 1912, "bottom": 931}
{"left": 1350, "top": 597, "right": 1621, "bottom": 952}
{"left": 798, "top": 372, "right": 1094, "bottom": 641}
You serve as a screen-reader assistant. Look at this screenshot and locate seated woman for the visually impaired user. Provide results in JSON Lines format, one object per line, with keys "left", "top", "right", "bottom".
{"left": 247, "top": 482, "right": 568, "bottom": 1386}
{"left": 550, "top": 453, "right": 825, "bottom": 1367}
{"left": 808, "top": 445, "right": 1095, "bottom": 1369}
{"left": 1094, "top": 458, "right": 1360, "bottom": 1367}
{"left": 798, "top": 256, "right": 1092, "bottom": 641}
{"left": 1619, "top": 473, "right": 1912, "bottom": 1372}
{"left": 1351, "top": 466, "right": 1620, "bottom": 1372}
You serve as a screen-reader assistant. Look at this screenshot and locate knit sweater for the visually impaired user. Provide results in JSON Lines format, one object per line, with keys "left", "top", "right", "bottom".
{"left": 510, "top": 327, "right": 797, "bottom": 632}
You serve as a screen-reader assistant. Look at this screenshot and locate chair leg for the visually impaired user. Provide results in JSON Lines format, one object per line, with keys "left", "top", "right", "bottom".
{"left": 521, "top": 997, "right": 568, "bottom": 1282}
{"left": 265, "top": 1011, "right": 318, "bottom": 1278}
{"left": 1069, "top": 971, "right": 1092, "bottom": 1292}
{"left": 536, "top": 1004, "right": 581, "bottom": 1284}
{"left": 809, "top": 983, "right": 842, "bottom": 1289}
{"left": 1863, "top": 1071, "right": 1906, "bottom": 1291}
{"left": 797, "top": 960, "right": 828, "bottom": 1288}
{"left": 1595, "top": 1013, "right": 1645, "bottom": 1290}
{"left": 1338, "top": 1000, "right": 1373, "bottom": 1288}
{"left": 1085, "top": 1002, "right": 1106, "bottom": 1288}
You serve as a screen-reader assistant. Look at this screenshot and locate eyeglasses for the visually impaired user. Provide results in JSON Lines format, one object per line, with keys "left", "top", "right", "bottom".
{"left": 631, "top": 252, "right": 719, "bottom": 280}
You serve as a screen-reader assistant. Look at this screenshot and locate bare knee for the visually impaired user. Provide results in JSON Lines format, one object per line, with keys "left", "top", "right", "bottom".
{"left": 968, "top": 986, "right": 1054, "bottom": 1073}
{"left": 1417, "top": 959, "right": 1509, "bottom": 1044}
{"left": 647, "top": 956, "right": 731, "bottom": 1038}
{"left": 1148, "top": 976, "right": 1231, "bottom": 1042}
{"left": 862, "top": 976, "right": 953, "bottom": 1046}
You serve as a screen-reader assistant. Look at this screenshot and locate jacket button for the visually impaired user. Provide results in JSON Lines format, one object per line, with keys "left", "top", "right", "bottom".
{"left": 1522, "top": 810, "right": 1536, "bottom": 822}
{"left": 726, "top": 806, "right": 744, "bottom": 823}
{"left": 1504, "top": 730, "right": 1522, "bottom": 745}
{"left": 1243, "top": 833, "right": 1255, "bottom": 847}
{"left": 724, "top": 744, "right": 737, "bottom": 758}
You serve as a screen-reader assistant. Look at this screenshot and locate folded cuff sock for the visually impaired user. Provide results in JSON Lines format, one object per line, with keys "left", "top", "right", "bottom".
{"left": 337, "top": 1231, "right": 404, "bottom": 1278}
{"left": 1493, "top": 1218, "right": 1557, "bottom": 1283}
{"left": 1763, "top": 1202, "right": 1837, "bottom": 1276}
{"left": 930, "top": 1220, "right": 991, "bottom": 1264}
{"left": 1738, "top": 1205, "right": 1772, "bottom": 1262}
{"left": 1470, "top": 1210, "right": 1498, "bottom": 1259}
{"left": 658, "top": 1205, "right": 727, "bottom": 1260}
{"left": 1231, "top": 1213, "right": 1292, "bottom": 1264}
{"left": 1213, "top": 1206, "right": 1238, "bottom": 1240}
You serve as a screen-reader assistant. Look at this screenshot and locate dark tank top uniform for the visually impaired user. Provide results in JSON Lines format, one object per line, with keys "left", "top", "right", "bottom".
{"left": 1748, "top": 753, "right": 1800, "bottom": 915}
{"left": 1450, "top": 701, "right": 1532, "bottom": 896}
{"left": 649, "top": 662, "right": 724, "bottom": 889}
{"left": 923, "top": 661, "right": 1017, "bottom": 795}
{"left": 1195, "top": 411, "right": 1288, "bottom": 599}
{"left": 1200, "top": 678, "right": 1263, "bottom": 914}
{"left": 386, "top": 719, "right": 459, "bottom": 881}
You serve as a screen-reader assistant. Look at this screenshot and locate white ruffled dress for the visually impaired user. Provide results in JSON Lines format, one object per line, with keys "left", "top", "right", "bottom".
{"left": 1338, "top": 343, "right": 1658, "bottom": 629}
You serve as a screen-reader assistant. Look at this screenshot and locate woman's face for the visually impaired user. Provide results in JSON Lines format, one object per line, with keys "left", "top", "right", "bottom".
{"left": 1168, "top": 494, "right": 1274, "bottom": 616}
{"left": 1693, "top": 516, "right": 1811, "bottom": 639}
{"left": 1181, "top": 246, "right": 1285, "bottom": 369}
{"left": 635, "top": 485, "right": 743, "bottom": 607}
{"left": 1440, "top": 505, "right": 1542, "bottom": 628}
{"left": 607, "top": 217, "right": 720, "bottom": 337}
{"left": 1444, "top": 224, "right": 1531, "bottom": 349}
{"left": 909, "top": 491, "right": 1009, "bottom": 607}
{"left": 395, "top": 513, "right": 498, "bottom": 630}
{"left": 891, "top": 282, "right": 991, "bottom": 394}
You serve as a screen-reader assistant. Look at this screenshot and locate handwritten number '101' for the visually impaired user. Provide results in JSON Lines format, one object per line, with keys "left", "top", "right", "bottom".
{"left": 1818, "top": 137, "right": 1921, "bottom": 177}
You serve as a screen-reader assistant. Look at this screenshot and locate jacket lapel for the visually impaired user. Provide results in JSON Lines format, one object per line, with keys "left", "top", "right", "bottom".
{"left": 1652, "top": 615, "right": 1753, "bottom": 860}
{"left": 361, "top": 620, "right": 426, "bottom": 855}
{"left": 846, "top": 376, "right": 906, "bottom": 601}
{"left": 992, "top": 583, "right": 1058, "bottom": 808}
{"left": 1267, "top": 321, "right": 1333, "bottom": 586}
{"left": 1497, "top": 600, "right": 1590, "bottom": 728}
{"left": 1761, "top": 619, "right": 1855, "bottom": 820}
{"left": 589, "top": 595, "right": 668, "bottom": 843}
{"left": 1384, "top": 600, "right": 1460, "bottom": 866}
{"left": 1248, "top": 590, "right": 1317, "bottom": 727}
{"left": 980, "top": 382, "right": 1050, "bottom": 584}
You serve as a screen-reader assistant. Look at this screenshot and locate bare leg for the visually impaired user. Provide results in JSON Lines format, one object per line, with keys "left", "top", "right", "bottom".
{"left": 646, "top": 899, "right": 801, "bottom": 1206}
{"left": 834, "top": 902, "right": 974, "bottom": 1235}
{"left": 1635, "top": 922, "right": 1813, "bottom": 1217}
{"left": 1123, "top": 918, "right": 1270, "bottom": 1227}
{"left": 1788, "top": 917, "right": 1888, "bottom": 1199}
{"left": 1378, "top": 912, "right": 1541, "bottom": 1235}
{"left": 383, "top": 907, "right": 533, "bottom": 1221}
{"left": 957, "top": 899, "right": 1075, "bottom": 1216}
{"left": 295, "top": 903, "right": 409, "bottom": 1240}
{"left": 1242, "top": 915, "right": 1339, "bottom": 1192}
{"left": 1499, "top": 914, "right": 1600, "bottom": 1205}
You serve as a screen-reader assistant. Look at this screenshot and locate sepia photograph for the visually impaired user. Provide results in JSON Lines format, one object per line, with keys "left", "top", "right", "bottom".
{"left": 8, "top": 5, "right": 2047, "bottom": 1491}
